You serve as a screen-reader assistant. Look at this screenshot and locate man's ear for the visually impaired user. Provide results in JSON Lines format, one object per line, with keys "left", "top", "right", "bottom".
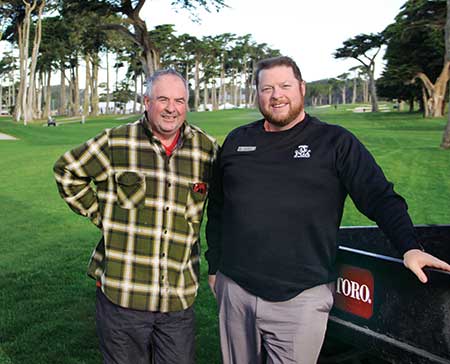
{"left": 144, "top": 96, "right": 150, "bottom": 108}
{"left": 300, "top": 81, "right": 306, "bottom": 97}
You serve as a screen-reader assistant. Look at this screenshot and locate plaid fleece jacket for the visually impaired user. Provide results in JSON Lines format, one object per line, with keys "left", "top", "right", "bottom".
{"left": 54, "top": 115, "right": 219, "bottom": 312}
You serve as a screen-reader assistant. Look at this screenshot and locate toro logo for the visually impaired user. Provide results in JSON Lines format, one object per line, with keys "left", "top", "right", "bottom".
{"left": 334, "top": 264, "right": 374, "bottom": 319}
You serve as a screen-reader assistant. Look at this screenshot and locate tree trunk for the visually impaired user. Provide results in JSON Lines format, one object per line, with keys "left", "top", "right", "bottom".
{"left": 442, "top": 119, "right": 450, "bottom": 148}
{"left": 238, "top": 83, "right": 242, "bottom": 107}
{"left": 364, "top": 80, "right": 369, "bottom": 103}
{"left": 15, "top": 5, "right": 30, "bottom": 123}
{"left": 24, "top": 0, "right": 45, "bottom": 124}
{"left": 216, "top": 86, "right": 220, "bottom": 110}
{"left": 242, "top": 62, "right": 249, "bottom": 107}
{"left": 368, "top": 71, "right": 379, "bottom": 112}
{"left": 414, "top": 61, "right": 449, "bottom": 118}
{"left": 203, "top": 84, "right": 208, "bottom": 111}
{"left": 35, "top": 72, "right": 42, "bottom": 119}
{"left": 106, "top": 50, "right": 110, "bottom": 114}
{"left": 219, "top": 65, "right": 225, "bottom": 107}
{"left": 83, "top": 54, "right": 91, "bottom": 116}
{"left": 41, "top": 73, "right": 46, "bottom": 118}
{"left": 421, "top": 86, "right": 430, "bottom": 118}
{"left": 102, "top": 2, "right": 159, "bottom": 78}
{"left": 440, "top": 0, "right": 450, "bottom": 148}
{"left": 8, "top": 84, "right": 11, "bottom": 110}
{"left": 140, "top": 73, "right": 144, "bottom": 113}
{"left": 4, "top": 84, "right": 7, "bottom": 110}
{"left": 248, "top": 61, "right": 256, "bottom": 108}
{"left": 212, "top": 83, "right": 218, "bottom": 111}
{"left": 59, "top": 65, "right": 66, "bottom": 115}
{"left": 73, "top": 63, "right": 80, "bottom": 116}
{"left": 151, "top": 48, "right": 160, "bottom": 73}
{"left": 408, "top": 96, "right": 414, "bottom": 113}
{"left": 133, "top": 75, "right": 138, "bottom": 114}
{"left": 133, "top": 18, "right": 155, "bottom": 76}
{"left": 21, "top": 10, "right": 31, "bottom": 124}
{"left": 68, "top": 65, "right": 78, "bottom": 116}
{"left": 232, "top": 71, "right": 238, "bottom": 106}
{"left": 250, "top": 85, "right": 257, "bottom": 107}
{"left": 352, "top": 78, "right": 357, "bottom": 104}
{"left": 11, "top": 76, "right": 15, "bottom": 108}
{"left": 43, "top": 71, "right": 51, "bottom": 119}
{"left": 114, "top": 64, "right": 119, "bottom": 114}
{"left": 194, "top": 57, "right": 200, "bottom": 111}
{"left": 341, "top": 85, "right": 346, "bottom": 104}
{"left": 68, "top": 79, "right": 74, "bottom": 116}
{"left": 91, "top": 54, "right": 100, "bottom": 116}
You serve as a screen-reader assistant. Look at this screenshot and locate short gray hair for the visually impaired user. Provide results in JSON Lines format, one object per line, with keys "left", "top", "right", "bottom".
{"left": 145, "top": 69, "right": 189, "bottom": 101}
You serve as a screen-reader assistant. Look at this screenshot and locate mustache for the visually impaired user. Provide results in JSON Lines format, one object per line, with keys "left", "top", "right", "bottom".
{"left": 161, "top": 112, "right": 177, "bottom": 117}
{"left": 270, "top": 98, "right": 289, "bottom": 105}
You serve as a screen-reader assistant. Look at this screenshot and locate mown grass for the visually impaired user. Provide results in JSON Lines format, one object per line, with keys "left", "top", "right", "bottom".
{"left": 1, "top": 105, "right": 449, "bottom": 364}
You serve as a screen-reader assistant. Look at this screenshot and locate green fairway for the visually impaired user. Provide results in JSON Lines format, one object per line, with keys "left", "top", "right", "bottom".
{"left": 1, "top": 107, "right": 449, "bottom": 364}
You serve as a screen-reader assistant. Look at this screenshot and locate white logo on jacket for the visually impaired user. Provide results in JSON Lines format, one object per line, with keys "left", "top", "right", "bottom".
{"left": 237, "top": 146, "right": 256, "bottom": 152}
{"left": 294, "top": 145, "right": 311, "bottom": 158}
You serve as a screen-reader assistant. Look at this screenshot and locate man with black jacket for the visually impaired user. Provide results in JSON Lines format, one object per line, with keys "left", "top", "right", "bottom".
{"left": 205, "top": 56, "right": 450, "bottom": 364}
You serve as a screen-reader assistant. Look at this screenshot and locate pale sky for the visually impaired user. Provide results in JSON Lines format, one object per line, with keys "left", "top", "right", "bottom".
{"left": 143, "top": 0, "right": 406, "bottom": 81}
{"left": 0, "top": 0, "right": 406, "bottom": 86}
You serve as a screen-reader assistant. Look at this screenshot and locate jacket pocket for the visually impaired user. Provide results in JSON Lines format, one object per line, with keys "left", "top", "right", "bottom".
{"left": 185, "top": 182, "right": 208, "bottom": 234}
{"left": 115, "top": 171, "right": 146, "bottom": 209}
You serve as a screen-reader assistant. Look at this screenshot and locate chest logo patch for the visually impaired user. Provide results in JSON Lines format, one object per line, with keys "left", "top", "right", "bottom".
{"left": 237, "top": 146, "right": 256, "bottom": 152}
{"left": 294, "top": 145, "right": 311, "bottom": 159}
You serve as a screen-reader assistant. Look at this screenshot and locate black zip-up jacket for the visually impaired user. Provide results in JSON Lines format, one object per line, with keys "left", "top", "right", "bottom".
{"left": 206, "top": 114, "right": 420, "bottom": 301}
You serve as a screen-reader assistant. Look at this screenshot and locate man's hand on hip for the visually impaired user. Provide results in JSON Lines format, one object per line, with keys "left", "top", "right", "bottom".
{"left": 208, "top": 275, "right": 217, "bottom": 298}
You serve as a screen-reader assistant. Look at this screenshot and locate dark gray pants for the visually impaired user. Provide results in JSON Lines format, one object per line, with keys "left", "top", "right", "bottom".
{"left": 96, "top": 288, "right": 195, "bottom": 364}
{"left": 215, "top": 271, "right": 334, "bottom": 364}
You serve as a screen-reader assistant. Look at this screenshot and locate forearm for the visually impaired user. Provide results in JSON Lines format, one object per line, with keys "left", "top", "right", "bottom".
{"left": 205, "top": 198, "right": 223, "bottom": 274}
{"left": 337, "top": 132, "right": 420, "bottom": 254}
{"left": 54, "top": 156, "right": 102, "bottom": 226}
{"left": 371, "top": 196, "right": 420, "bottom": 254}
{"left": 205, "top": 148, "right": 223, "bottom": 274}
{"left": 53, "top": 131, "right": 110, "bottom": 227}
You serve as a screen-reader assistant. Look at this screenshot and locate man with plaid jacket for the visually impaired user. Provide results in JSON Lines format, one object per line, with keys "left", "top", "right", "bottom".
{"left": 54, "top": 69, "right": 218, "bottom": 364}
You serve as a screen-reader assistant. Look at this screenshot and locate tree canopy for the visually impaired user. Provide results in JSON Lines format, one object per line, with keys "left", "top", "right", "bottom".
{"left": 63, "top": 0, "right": 228, "bottom": 76}
{"left": 334, "top": 33, "right": 384, "bottom": 112}
{"left": 379, "top": 0, "right": 446, "bottom": 115}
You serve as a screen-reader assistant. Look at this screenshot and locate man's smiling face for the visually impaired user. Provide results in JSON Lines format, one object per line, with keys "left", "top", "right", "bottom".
{"left": 145, "top": 74, "right": 187, "bottom": 142}
{"left": 257, "top": 65, "right": 306, "bottom": 130}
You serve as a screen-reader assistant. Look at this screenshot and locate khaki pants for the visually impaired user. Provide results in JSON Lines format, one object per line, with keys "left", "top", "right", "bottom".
{"left": 215, "top": 271, "right": 334, "bottom": 364}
